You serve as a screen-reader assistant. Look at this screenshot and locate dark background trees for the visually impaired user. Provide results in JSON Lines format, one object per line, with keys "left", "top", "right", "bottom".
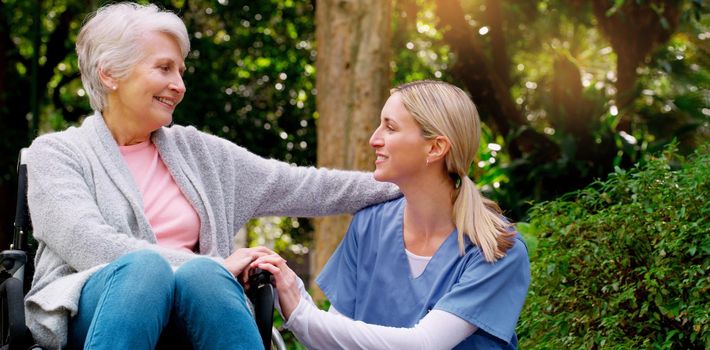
{"left": 2, "top": 0, "right": 705, "bottom": 241}
{"left": 417, "top": 0, "right": 708, "bottom": 218}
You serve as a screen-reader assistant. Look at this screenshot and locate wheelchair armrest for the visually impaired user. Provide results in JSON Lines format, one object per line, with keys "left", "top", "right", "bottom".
{"left": 246, "top": 268, "right": 275, "bottom": 350}
{"left": 0, "top": 276, "right": 31, "bottom": 350}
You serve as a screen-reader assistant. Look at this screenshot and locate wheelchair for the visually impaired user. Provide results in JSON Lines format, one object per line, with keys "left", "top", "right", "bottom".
{"left": 0, "top": 149, "right": 286, "bottom": 350}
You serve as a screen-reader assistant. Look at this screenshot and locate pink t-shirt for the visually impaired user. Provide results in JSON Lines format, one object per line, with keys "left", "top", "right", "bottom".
{"left": 119, "top": 140, "right": 200, "bottom": 253}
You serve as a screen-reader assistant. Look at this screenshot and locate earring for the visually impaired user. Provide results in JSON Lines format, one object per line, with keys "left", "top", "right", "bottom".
{"left": 426, "top": 159, "right": 430, "bottom": 166}
{"left": 112, "top": 85, "right": 117, "bottom": 91}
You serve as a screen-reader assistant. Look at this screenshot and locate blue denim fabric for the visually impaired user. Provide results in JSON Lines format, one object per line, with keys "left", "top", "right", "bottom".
{"left": 67, "top": 250, "right": 263, "bottom": 350}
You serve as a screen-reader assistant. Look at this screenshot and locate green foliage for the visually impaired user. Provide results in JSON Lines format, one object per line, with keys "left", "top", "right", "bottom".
{"left": 391, "top": 0, "right": 452, "bottom": 85}
{"left": 246, "top": 216, "right": 312, "bottom": 257}
{"left": 635, "top": 17, "right": 710, "bottom": 154}
{"left": 175, "top": 0, "right": 317, "bottom": 166}
{"left": 518, "top": 143, "right": 710, "bottom": 349}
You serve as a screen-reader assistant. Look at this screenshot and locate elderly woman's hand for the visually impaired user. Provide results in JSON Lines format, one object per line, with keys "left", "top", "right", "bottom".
{"left": 223, "top": 246, "right": 274, "bottom": 277}
{"left": 250, "top": 253, "right": 301, "bottom": 320}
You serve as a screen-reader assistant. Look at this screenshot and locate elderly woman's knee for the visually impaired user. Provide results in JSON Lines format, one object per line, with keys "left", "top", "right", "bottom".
{"left": 115, "top": 249, "right": 173, "bottom": 282}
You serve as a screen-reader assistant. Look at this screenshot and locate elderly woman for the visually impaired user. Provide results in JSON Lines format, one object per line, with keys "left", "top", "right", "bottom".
{"left": 253, "top": 81, "right": 531, "bottom": 349}
{"left": 24, "top": 3, "right": 396, "bottom": 349}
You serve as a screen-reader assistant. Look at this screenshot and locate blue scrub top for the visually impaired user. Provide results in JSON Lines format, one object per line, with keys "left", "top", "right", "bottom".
{"left": 316, "top": 197, "right": 530, "bottom": 349}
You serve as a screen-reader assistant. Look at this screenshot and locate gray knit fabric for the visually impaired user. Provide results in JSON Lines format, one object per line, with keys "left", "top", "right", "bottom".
{"left": 24, "top": 112, "right": 399, "bottom": 348}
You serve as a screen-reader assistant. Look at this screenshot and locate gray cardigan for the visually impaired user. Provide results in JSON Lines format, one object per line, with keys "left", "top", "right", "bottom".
{"left": 24, "top": 112, "right": 398, "bottom": 348}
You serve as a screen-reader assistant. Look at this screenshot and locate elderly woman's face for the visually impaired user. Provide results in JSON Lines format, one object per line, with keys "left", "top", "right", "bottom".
{"left": 108, "top": 31, "right": 186, "bottom": 136}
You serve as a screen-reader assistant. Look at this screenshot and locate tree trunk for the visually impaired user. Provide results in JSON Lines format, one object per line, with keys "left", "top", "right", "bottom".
{"left": 312, "top": 0, "right": 392, "bottom": 299}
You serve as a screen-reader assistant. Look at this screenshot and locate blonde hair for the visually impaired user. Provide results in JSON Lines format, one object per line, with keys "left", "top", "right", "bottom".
{"left": 392, "top": 80, "right": 514, "bottom": 262}
{"left": 76, "top": 2, "right": 190, "bottom": 111}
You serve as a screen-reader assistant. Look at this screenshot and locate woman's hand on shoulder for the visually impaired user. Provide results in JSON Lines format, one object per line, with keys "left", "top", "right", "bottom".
{"left": 251, "top": 253, "right": 301, "bottom": 320}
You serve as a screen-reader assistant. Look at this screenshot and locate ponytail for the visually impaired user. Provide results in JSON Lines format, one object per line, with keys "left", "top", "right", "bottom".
{"left": 453, "top": 175, "right": 514, "bottom": 262}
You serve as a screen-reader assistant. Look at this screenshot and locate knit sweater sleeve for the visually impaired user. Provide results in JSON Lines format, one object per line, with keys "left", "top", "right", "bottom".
{"left": 26, "top": 134, "right": 197, "bottom": 272}
{"left": 199, "top": 131, "right": 401, "bottom": 219}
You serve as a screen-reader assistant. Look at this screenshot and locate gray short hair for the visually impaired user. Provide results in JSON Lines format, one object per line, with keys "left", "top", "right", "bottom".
{"left": 76, "top": 2, "right": 190, "bottom": 111}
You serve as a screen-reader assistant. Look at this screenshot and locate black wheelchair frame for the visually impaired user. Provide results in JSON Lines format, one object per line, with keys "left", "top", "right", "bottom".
{"left": 0, "top": 149, "right": 286, "bottom": 350}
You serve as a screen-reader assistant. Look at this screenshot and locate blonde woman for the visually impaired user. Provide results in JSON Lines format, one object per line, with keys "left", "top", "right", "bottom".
{"left": 253, "top": 80, "right": 531, "bottom": 349}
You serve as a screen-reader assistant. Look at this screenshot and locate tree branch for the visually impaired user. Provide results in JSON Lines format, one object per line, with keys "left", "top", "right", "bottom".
{"left": 0, "top": 1, "right": 30, "bottom": 69}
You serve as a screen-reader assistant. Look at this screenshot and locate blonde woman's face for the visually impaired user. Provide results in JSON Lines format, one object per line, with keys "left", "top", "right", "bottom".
{"left": 369, "top": 93, "right": 430, "bottom": 186}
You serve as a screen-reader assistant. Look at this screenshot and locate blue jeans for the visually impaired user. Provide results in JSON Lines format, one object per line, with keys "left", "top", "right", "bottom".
{"left": 67, "top": 250, "right": 263, "bottom": 350}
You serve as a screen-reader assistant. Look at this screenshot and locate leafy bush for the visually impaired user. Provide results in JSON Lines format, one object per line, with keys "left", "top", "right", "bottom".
{"left": 518, "top": 144, "right": 709, "bottom": 349}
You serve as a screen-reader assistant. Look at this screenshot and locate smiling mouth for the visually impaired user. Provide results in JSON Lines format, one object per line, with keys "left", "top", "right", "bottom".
{"left": 154, "top": 96, "right": 176, "bottom": 106}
